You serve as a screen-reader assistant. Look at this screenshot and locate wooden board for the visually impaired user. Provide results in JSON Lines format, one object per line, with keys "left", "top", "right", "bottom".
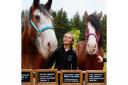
{"left": 35, "top": 69, "right": 58, "bottom": 85}
{"left": 85, "top": 70, "right": 106, "bottom": 85}
{"left": 60, "top": 70, "right": 83, "bottom": 85}
{"left": 22, "top": 69, "right": 33, "bottom": 85}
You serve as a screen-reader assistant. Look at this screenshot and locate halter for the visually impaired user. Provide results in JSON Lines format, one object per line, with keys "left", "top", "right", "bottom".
{"left": 85, "top": 32, "right": 100, "bottom": 43}
{"left": 30, "top": 20, "right": 54, "bottom": 34}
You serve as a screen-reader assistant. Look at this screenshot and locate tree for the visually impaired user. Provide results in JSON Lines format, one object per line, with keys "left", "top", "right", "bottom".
{"left": 52, "top": 8, "right": 70, "bottom": 46}
{"left": 100, "top": 14, "right": 107, "bottom": 52}
{"left": 70, "top": 28, "right": 80, "bottom": 49}
{"left": 69, "top": 12, "right": 82, "bottom": 30}
{"left": 21, "top": 10, "right": 26, "bottom": 32}
{"left": 21, "top": 10, "right": 29, "bottom": 32}
{"left": 69, "top": 12, "right": 84, "bottom": 41}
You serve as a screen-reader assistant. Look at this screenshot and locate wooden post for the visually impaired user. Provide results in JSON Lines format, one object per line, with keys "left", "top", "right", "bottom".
{"left": 35, "top": 69, "right": 58, "bottom": 85}
{"left": 60, "top": 70, "right": 83, "bottom": 85}
{"left": 85, "top": 70, "right": 106, "bottom": 85}
{"left": 22, "top": 69, "right": 33, "bottom": 85}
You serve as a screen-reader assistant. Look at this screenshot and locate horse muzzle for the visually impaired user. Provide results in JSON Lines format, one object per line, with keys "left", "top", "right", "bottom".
{"left": 86, "top": 45, "right": 98, "bottom": 55}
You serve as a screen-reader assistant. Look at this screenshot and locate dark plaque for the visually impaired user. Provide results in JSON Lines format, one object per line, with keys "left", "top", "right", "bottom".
{"left": 38, "top": 72, "right": 56, "bottom": 82}
{"left": 88, "top": 73, "right": 105, "bottom": 83}
{"left": 63, "top": 73, "right": 80, "bottom": 83}
{"left": 22, "top": 72, "right": 30, "bottom": 82}
{"left": 61, "top": 70, "right": 83, "bottom": 85}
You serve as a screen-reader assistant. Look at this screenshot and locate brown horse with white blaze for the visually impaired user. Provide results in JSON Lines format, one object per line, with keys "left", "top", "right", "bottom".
{"left": 22, "top": 0, "right": 58, "bottom": 69}
{"left": 76, "top": 11, "right": 104, "bottom": 70}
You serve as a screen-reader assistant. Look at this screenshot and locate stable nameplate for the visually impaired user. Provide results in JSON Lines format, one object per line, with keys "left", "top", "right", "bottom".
{"left": 21, "top": 69, "right": 33, "bottom": 85}
{"left": 85, "top": 70, "right": 106, "bottom": 85}
{"left": 38, "top": 72, "right": 56, "bottom": 82}
{"left": 35, "top": 69, "right": 58, "bottom": 85}
{"left": 60, "top": 70, "right": 83, "bottom": 85}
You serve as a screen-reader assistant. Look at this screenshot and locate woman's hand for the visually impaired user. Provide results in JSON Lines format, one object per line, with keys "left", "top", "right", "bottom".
{"left": 97, "top": 55, "right": 103, "bottom": 62}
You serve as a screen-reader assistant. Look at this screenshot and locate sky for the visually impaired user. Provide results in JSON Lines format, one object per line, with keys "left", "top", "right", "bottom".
{"left": 22, "top": 0, "right": 106, "bottom": 19}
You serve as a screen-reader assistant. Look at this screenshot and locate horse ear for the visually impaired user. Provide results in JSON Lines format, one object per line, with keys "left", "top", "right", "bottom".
{"left": 33, "top": 0, "right": 40, "bottom": 8}
{"left": 45, "top": 0, "right": 52, "bottom": 10}
{"left": 84, "top": 11, "right": 89, "bottom": 23}
{"left": 97, "top": 12, "right": 102, "bottom": 20}
{"left": 83, "top": 11, "right": 89, "bottom": 31}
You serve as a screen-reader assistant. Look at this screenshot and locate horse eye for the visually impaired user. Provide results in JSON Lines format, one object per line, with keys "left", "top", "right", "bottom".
{"left": 35, "top": 15, "right": 40, "bottom": 20}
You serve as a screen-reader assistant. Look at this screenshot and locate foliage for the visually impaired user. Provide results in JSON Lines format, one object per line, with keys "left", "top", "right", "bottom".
{"left": 100, "top": 15, "right": 107, "bottom": 52}
{"left": 70, "top": 28, "right": 80, "bottom": 49}
{"left": 52, "top": 8, "right": 70, "bottom": 46}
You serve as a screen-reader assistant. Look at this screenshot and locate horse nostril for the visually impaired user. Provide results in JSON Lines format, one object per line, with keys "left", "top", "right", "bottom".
{"left": 48, "top": 42, "right": 50, "bottom": 47}
{"left": 93, "top": 49, "right": 95, "bottom": 52}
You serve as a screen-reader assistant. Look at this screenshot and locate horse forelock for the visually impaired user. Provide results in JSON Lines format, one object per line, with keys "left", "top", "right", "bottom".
{"left": 89, "top": 14, "right": 101, "bottom": 32}
{"left": 28, "top": 4, "right": 51, "bottom": 23}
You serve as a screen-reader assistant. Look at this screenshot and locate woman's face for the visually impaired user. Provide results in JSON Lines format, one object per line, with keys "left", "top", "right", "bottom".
{"left": 63, "top": 33, "right": 73, "bottom": 45}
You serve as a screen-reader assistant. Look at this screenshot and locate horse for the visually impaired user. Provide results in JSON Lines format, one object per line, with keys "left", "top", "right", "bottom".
{"left": 22, "top": 0, "right": 58, "bottom": 69}
{"left": 76, "top": 11, "right": 104, "bottom": 70}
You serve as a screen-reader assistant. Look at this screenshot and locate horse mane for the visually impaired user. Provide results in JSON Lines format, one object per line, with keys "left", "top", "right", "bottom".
{"left": 22, "top": 8, "right": 37, "bottom": 55}
{"left": 88, "top": 14, "right": 104, "bottom": 48}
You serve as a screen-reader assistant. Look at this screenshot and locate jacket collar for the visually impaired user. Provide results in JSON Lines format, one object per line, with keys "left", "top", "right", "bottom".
{"left": 61, "top": 44, "right": 73, "bottom": 51}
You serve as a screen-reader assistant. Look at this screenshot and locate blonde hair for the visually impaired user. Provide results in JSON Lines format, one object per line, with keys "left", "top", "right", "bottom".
{"left": 64, "top": 32, "right": 74, "bottom": 46}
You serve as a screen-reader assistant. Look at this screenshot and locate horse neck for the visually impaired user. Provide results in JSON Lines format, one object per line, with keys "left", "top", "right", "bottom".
{"left": 22, "top": 15, "right": 34, "bottom": 53}
{"left": 22, "top": 16, "right": 29, "bottom": 43}
{"left": 76, "top": 41, "right": 87, "bottom": 57}
{"left": 22, "top": 15, "right": 30, "bottom": 37}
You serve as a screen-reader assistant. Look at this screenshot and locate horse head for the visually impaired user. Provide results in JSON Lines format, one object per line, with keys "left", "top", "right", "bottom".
{"left": 28, "top": 0, "right": 57, "bottom": 58}
{"left": 84, "top": 11, "right": 103, "bottom": 55}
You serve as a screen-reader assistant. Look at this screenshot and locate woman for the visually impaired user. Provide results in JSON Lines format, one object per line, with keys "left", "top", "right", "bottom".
{"left": 43, "top": 32, "right": 77, "bottom": 70}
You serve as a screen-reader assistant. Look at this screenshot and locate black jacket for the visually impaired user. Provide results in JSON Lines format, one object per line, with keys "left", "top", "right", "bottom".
{"left": 43, "top": 45, "right": 77, "bottom": 70}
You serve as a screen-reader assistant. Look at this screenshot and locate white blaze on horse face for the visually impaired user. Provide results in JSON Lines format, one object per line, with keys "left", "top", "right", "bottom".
{"left": 34, "top": 9, "right": 58, "bottom": 58}
{"left": 86, "top": 22, "right": 98, "bottom": 54}
{"left": 34, "top": 10, "right": 53, "bottom": 28}
{"left": 36, "top": 29, "right": 58, "bottom": 58}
